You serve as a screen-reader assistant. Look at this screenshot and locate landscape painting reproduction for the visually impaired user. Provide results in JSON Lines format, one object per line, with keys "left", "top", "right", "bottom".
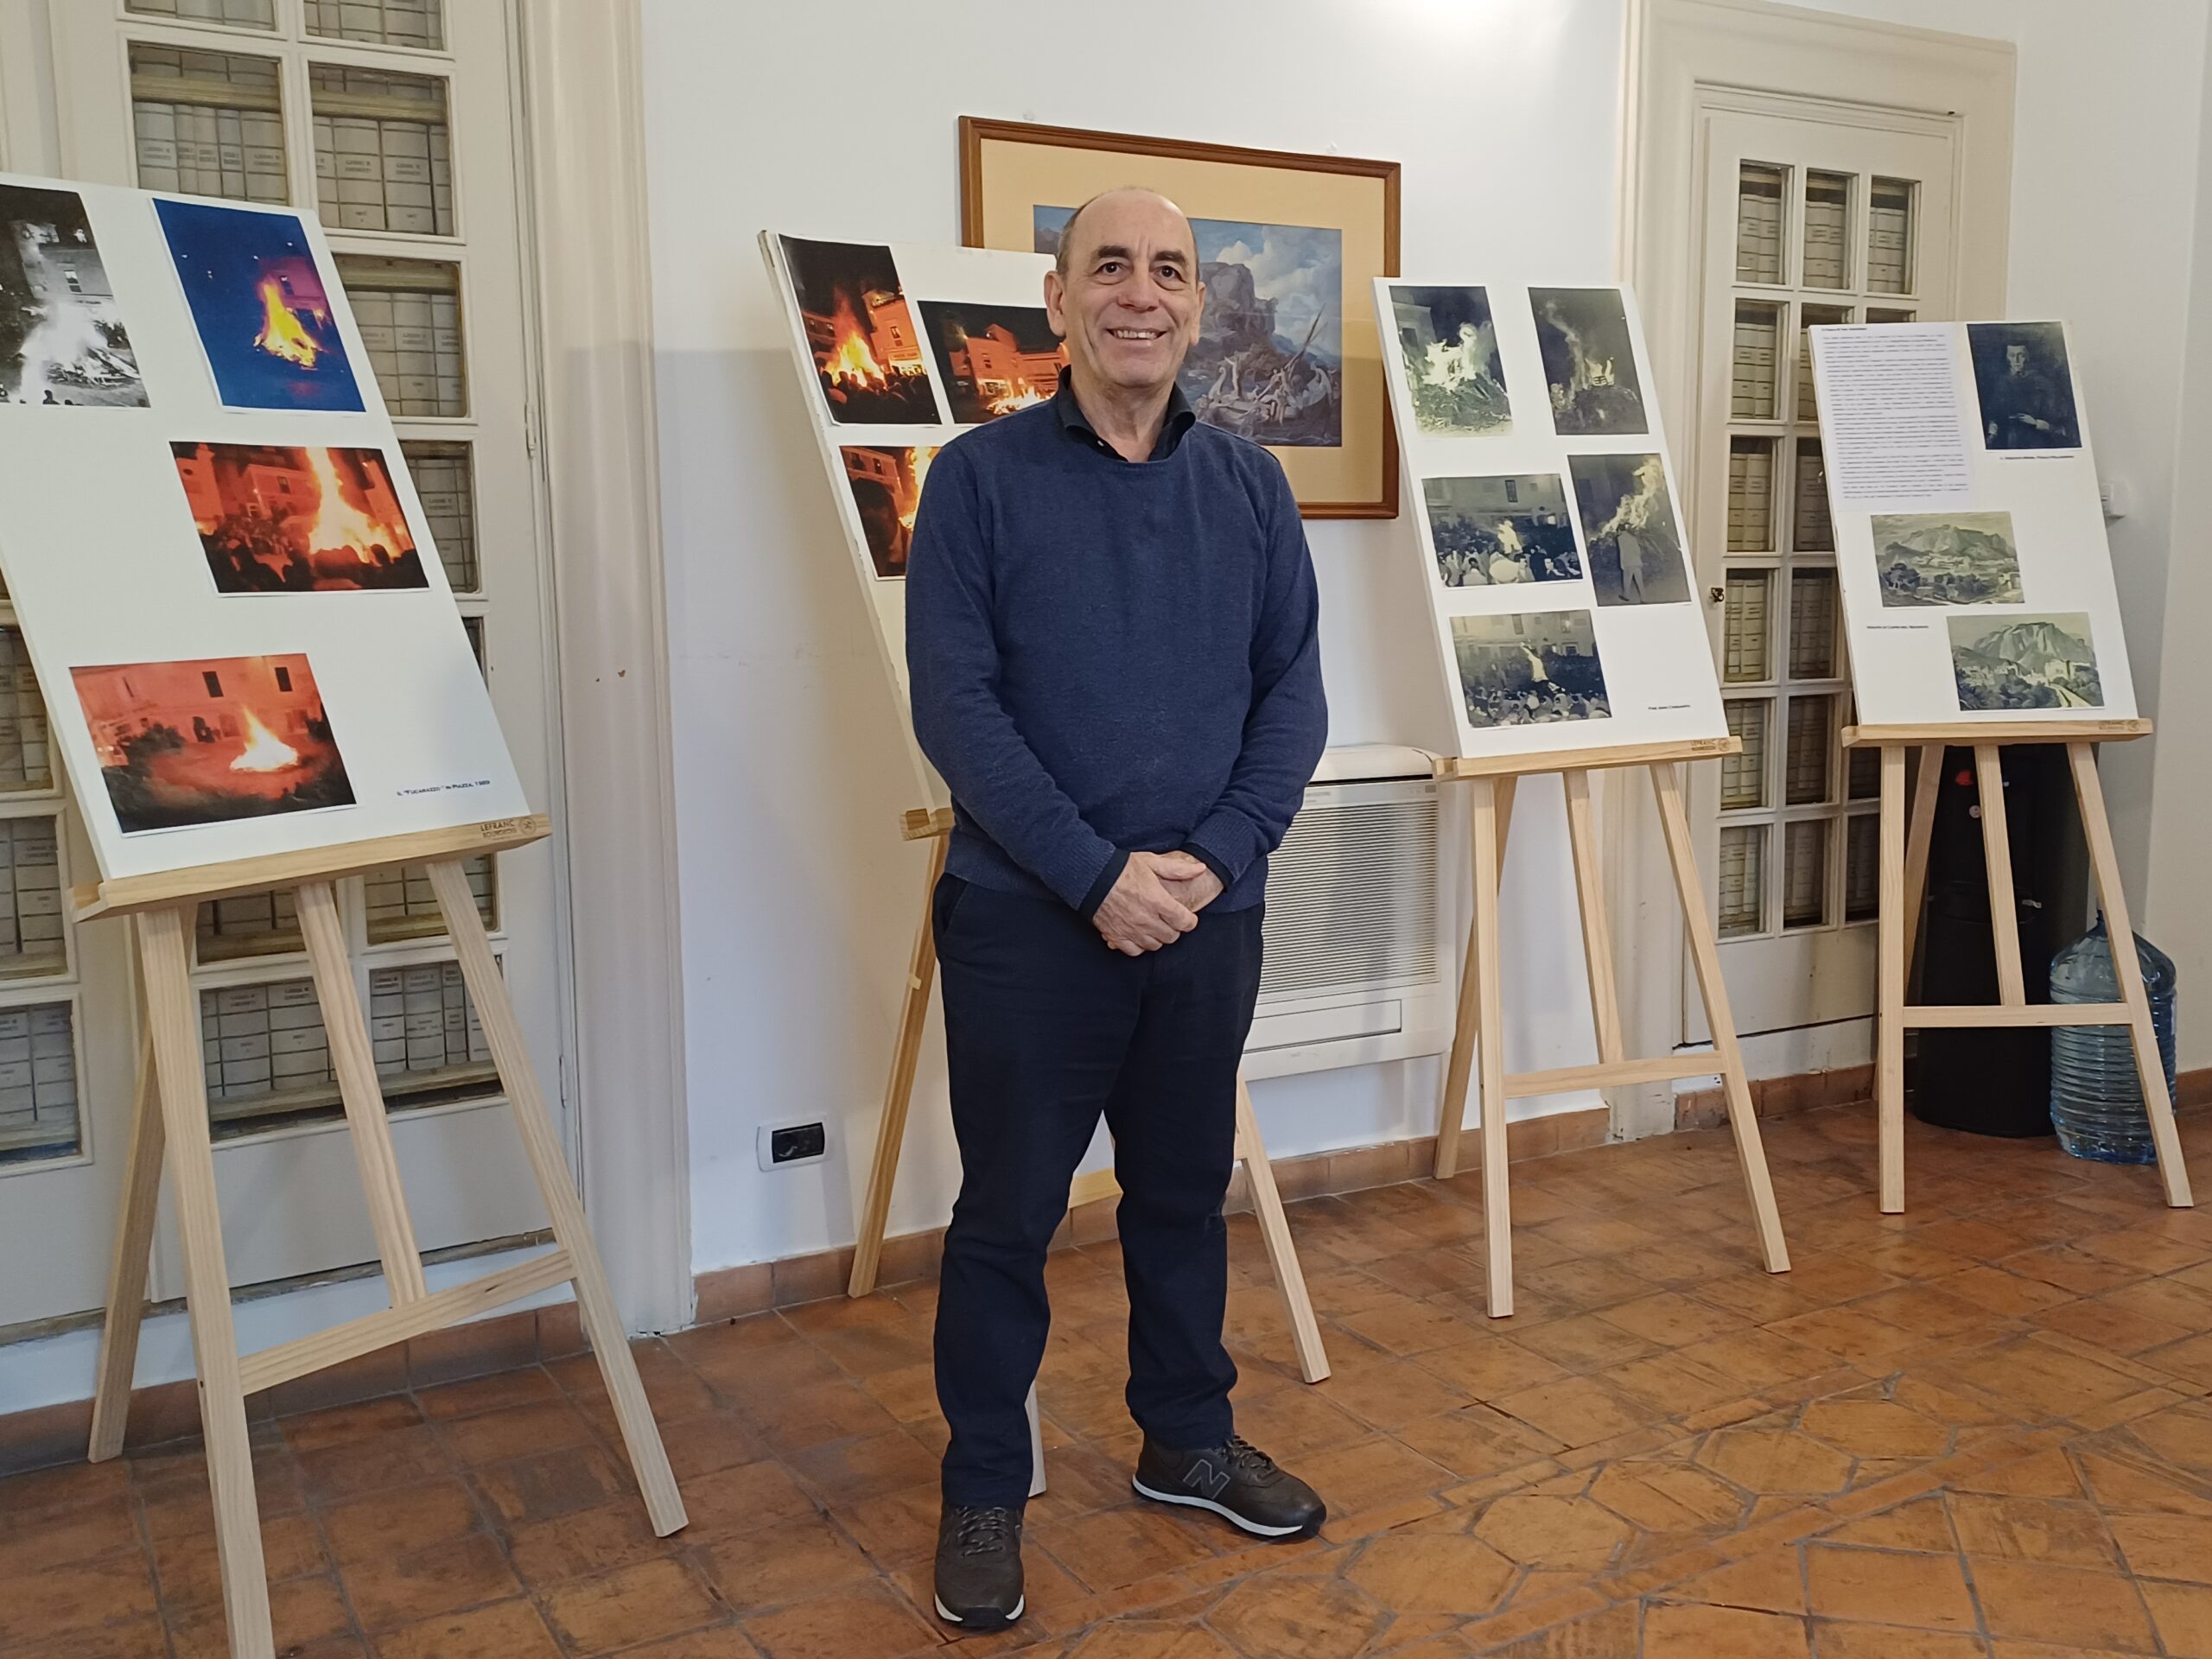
{"left": 1567, "top": 453, "right": 1691, "bottom": 607}
{"left": 918, "top": 302, "right": 1066, "bottom": 424}
{"left": 1452, "top": 610, "right": 1611, "bottom": 728}
{"left": 1036, "top": 207, "right": 1343, "bottom": 446}
{"left": 173, "top": 442, "right": 428, "bottom": 594}
{"left": 1532, "top": 287, "right": 1646, "bottom": 435}
{"left": 1949, "top": 613, "right": 2104, "bottom": 711}
{"left": 1969, "top": 321, "right": 2081, "bottom": 450}
{"left": 1872, "top": 511, "right": 2024, "bottom": 607}
{"left": 779, "top": 237, "right": 938, "bottom": 425}
{"left": 1423, "top": 474, "right": 1580, "bottom": 587}
{"left": 842, "top": 445, "right": 935, "bottom": 579}
{"left": 155, "top": 199, "right": 363, "bottom": 412}
{"left": 71, "top": 654, "right": 356, "bottom": 834}
{"left": 0, "top": 184, "right": 146, "bottom": 407}
{"left": 1390, "top": 285, "right": 1510, "bottom": 436}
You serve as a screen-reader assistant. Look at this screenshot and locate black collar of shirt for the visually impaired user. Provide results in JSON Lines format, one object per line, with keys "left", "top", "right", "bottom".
{"left": 1052, "top": 374, "right": 1198, "bottom": 461}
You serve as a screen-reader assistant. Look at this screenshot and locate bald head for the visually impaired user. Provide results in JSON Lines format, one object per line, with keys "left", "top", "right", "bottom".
{"left": 1044, "top": 186, "right": 1205, "bottom": 417}
{"left": 1054, "top": 187, "right": 1192, "bottom": 276}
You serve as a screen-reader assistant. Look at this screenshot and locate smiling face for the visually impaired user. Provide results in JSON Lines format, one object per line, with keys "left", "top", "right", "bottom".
{"left": 1044, "top": 188, "right": 1205, "bottom": 403}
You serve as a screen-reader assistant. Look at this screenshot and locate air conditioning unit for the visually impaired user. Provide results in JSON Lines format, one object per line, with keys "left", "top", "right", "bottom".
{"left": 1244, "top": 745, "right": 1456, "bottom": 1080}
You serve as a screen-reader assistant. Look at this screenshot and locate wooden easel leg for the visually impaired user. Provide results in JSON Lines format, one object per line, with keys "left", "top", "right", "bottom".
{"left": 88, "top": 1023, "right": 163, "bottom": 1463}
{"left": 850, "top": 833, "right": 949, "bottom": 1298}
{"left": 1026, "top": 1383, "right": 1046, "bottom": 1498}
{"left": 137, "top": 907, "right": 276, "bottom": 1659}
{"left": 1902, "top": 744, "right": 1943, "bottom": 969}
{"left": 1973, "top": 747, "right": 2028, "bottom": 1006}
{"left": 425, "top": 861, "right": 689, "bottom": 1535}
{"left": 1878, "top": 746, "right": 1909, "bottom": 1212}
{"left": 296, "top": 881, "right": 427, "bottom": 1303}
{"left": 1562, "top": 771, "right": 1625, "bottom": 1068}
{"left": 1470, "top": 777, "right": 1514, "bottom": 1316}
{"left": 2067, "top": 744, "right": 2193, "bottom": 1206}
{"left": 1434, "top": 779, "right": 1515, "bottom": 1181}
{"left": 1650, "top": 763, "right": 1789, "bottom": 1272}
{"left": 1235, "top": 1077, "right": 1330, "bottom": 1382}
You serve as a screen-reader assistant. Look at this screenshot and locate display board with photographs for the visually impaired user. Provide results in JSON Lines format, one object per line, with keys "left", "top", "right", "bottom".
{"left": 1374, "top": 277, "right": 1726, "bottom": 760}
{"left": 762, "top": 232, "right": 1074, "bottom": 810}
{"left": 1808, "top": 319, "right": 2137, "bottom": 726}
{"left": 0, "top": 173, "right": 526, "bottom": 882}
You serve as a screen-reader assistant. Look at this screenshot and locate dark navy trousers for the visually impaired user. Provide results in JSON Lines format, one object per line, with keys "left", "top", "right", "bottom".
{"left": 931, "top": 874, "right": 1263, "bottom": 1507}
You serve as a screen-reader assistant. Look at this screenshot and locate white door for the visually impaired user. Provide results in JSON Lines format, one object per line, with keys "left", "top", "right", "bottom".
{"left": 1685, "top": 104, "right": 1971, "bottom": 1039}
{"left": 0, "top": 0, "right": 568, "bottom": 1330}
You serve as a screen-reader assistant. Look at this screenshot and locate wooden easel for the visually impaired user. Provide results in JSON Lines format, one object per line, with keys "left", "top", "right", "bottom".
{"left": 80, "top": 818, "right": 687, "bottom": 1659}
{"left": 1433, "top": 738, "right": 1792, "bottom": 1316}
{"left": 1847, "top": 718, "right": 2193, "bottom": 1213}
{"left": 846, "top": 808, "right": 1332, "bottom": 1385}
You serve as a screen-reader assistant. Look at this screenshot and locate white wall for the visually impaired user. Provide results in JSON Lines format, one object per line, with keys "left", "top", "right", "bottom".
{"left": 641, "top": 0, "right": 1633, "bottom": 1274}
{"left": 2148, "top": 15, "right": 2212, "bottom": 1071}
{"left": 645, "top": 0, "right": 2212, "bottom": 1278}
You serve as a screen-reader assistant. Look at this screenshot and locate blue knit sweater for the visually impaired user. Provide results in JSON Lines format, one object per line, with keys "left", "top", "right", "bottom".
{"left": 906, "top": 383, "right": 1326, "bottom": 916}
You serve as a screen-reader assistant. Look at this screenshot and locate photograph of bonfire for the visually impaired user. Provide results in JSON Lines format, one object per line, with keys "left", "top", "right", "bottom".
{"left": 918, "top": 302, "right": 1065, "bottom": 425}
{"left": 779, "top": 236, "right": 938, "bottom": 425}
{"left": 842, "top": 445, "right": 936, "bottom": 578}
{"left": 0, "top": 183, "right": 146, "bottom": 407}
{"left": 71, "top": 654, "right": 355, "bottom": 835}
{"left": 172, "top": 442, "right": 427, "bottom": 594}
{"left": 155, "top": 199, "right": 363, "bottom": 412}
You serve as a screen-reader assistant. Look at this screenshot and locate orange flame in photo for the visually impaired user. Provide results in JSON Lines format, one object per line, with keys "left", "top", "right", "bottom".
{"left": 304, "top": 446, "right": 386, "bottom": 563}
{"left": 254, "top": 275, "right": 321, "bottom": 369}
{"left": 825, "top": 295, "right": 887, "bottom": 389}
{"left": 229, "top": 706, "right": 301, "bottom": 773}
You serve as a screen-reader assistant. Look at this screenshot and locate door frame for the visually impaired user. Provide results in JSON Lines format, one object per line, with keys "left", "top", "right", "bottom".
{"left": 1612, "top": 0, "right": 2014, "bottom": 1132}
{"left": 512, "top": 0, "right": 692, "bottom": 1334}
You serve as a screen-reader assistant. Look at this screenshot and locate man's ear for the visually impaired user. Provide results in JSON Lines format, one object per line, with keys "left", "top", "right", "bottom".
{"left": 1044, "top": 268, "right": 1067, "bottom": 336}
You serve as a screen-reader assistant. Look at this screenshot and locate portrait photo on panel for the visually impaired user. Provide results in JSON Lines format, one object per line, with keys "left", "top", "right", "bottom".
{"left": 1968, "top": 321, "right": 2081, "bottom": 450}
{"left": 1532, "top": 286, "right": 1646, "bottom": 435}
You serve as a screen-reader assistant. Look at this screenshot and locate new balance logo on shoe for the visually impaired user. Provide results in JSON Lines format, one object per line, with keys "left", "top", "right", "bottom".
{"left": 1185, "top": 1459, "right": 1230, "bottom": 1500}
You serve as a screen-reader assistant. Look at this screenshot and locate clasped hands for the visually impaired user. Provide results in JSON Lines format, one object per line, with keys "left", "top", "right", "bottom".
{"left": 1093, "top": 850, "right": 1222, "bottom": 957}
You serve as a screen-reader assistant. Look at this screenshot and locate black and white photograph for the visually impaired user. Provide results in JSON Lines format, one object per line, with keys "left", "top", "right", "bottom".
{"left": 1390, "top": 285, "right": 1510, "bottom": 435}
{"left": 1422, "top": 474, "right": 1580, "bottom": 587}
{"left": 0, "top": 183, "right": 146, "bottom": 408}
{"left": 1532, "top": 286, "right": 1646, "bottom": 435}
{"left": 1949, "top": 613, "right": 2104, "bottom": 710}
{"left": 1872, "top": 511, "right": 2024, "bottom": 607}
{"left": 1567, "top": 453, "right": 1691, "bottom": 607}
{"left": 1451, "top": 609, "right": 1611, "bottom": 728}
{"left": 1968, "top": 321, "right": 2081, "bottom": 450}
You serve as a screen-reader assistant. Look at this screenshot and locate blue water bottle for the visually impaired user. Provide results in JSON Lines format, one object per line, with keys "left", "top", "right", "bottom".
{"left": 2047, "top": 918, "right": 2178, "bottom": 1163}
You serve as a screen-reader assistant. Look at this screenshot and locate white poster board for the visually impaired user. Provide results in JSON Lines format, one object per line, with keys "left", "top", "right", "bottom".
{"left": 0, "top": 174, "right": 526, "bottom": 884}
{"left": 1809, "top": 320, "right": 2136, "bottom": 728}
{"left": 1373, "top": 279, "right": 1726, "bottom": 761}
{"left": 760, "top": 232, "right": 1070, "bottom": 813}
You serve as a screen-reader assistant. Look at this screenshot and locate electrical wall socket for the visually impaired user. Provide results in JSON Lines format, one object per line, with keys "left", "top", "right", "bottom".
{"left": 757, "top": 1119, "right": 830, "bottom": 1171}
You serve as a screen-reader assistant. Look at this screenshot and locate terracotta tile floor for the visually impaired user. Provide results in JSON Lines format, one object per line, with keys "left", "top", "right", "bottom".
{"left": 9, "top": 1102, "right": 2212, "bottom": 1656}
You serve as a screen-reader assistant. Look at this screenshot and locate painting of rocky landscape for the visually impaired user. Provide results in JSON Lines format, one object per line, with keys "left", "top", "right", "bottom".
{"left": 1948, "top": 613, "right": 2104, "bottom": 710}
{"left": 1872, "top": 511, "right": 2024, "bottom": 607}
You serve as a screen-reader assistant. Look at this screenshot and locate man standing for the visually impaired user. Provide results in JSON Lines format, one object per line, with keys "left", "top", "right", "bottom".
{"left": 907, "top": 188, "right": 1328, "bottom": 1631}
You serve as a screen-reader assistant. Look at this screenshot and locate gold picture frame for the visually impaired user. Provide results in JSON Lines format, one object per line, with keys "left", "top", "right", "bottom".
{"left": 959, "top": 117, "right": 1401, "bottom": 519}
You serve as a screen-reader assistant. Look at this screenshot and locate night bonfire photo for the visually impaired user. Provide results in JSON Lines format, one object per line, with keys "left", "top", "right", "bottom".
{"left": 155, "top": 199, "right": 364, "bottom": 412}
{"left": 173, "top": 442, "right": 428, "bottom": 593}
{"left": 71, "top": 654, "right": 356, "bottom": 834}
{"left": 779, "top": 236, "right": 939, "bottom": 424}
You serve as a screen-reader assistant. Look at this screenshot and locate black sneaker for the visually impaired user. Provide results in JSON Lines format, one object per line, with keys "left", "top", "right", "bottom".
{"left": 932, "top": 1503, "right": 1025, "bottom": 1630}
{"left": 1132, "top": 1435, "right": 1326, "bottom": 1539}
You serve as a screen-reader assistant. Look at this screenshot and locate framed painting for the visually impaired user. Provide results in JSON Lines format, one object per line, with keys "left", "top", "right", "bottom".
{"left": 959, "top": 117, "right": 1401, "bottom": 518}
